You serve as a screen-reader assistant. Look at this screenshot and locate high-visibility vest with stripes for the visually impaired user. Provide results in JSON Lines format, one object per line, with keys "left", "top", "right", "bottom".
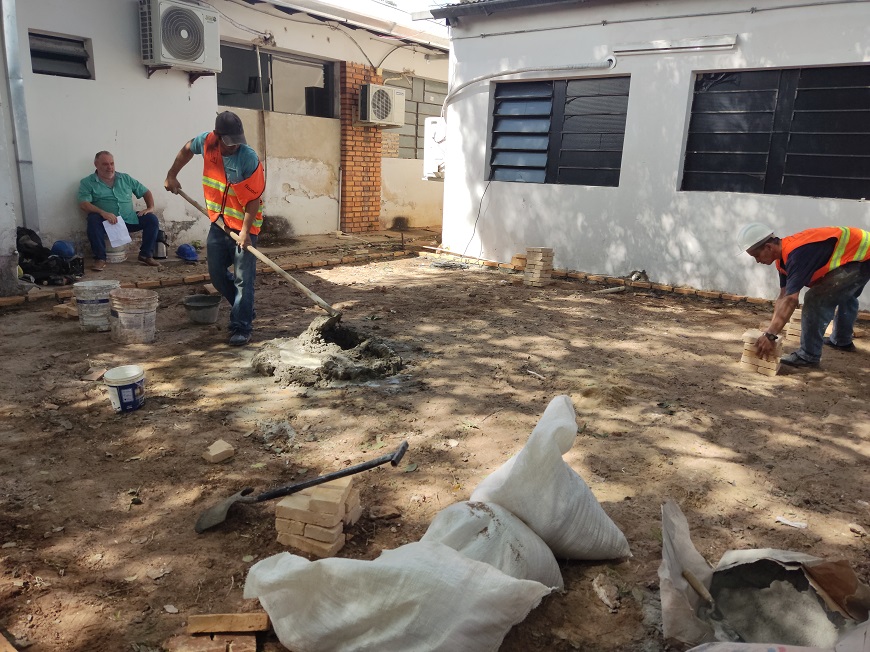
{"left": 201, "top": 132, "right": 265, "bottom": 234}
{"left": 776, "top": 227, "right": 870, "bottom": 286}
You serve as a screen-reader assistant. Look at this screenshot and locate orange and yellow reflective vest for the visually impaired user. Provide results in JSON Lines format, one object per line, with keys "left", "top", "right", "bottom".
{"left": 776, "top": 226, "right": 870, "bottom": 286}
{"left": 201, "top": 132, "right": 265, "bottom": 234}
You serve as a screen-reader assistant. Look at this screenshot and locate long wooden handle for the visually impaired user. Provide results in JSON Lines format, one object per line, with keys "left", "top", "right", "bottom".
{"left": 175, "top": 189, "right": 340, "bottom": 317}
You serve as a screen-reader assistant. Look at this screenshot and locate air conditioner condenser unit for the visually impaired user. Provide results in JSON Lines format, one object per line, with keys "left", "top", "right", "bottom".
{"left": 358, "top": 83, "right": 405, "bottom": 128}
{"left": 140, "top": 0, "right": 222, "bottom": 73}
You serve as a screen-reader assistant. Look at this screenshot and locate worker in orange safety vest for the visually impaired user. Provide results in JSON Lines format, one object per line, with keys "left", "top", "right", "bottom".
{"left": 165, "top": 111, "right": 265, "bottom": 347}
{"left": 737, "top": 223, "right": 870, "bottom": 368}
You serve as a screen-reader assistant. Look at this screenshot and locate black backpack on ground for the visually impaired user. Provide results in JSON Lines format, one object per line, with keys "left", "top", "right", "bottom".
{"left": 17, "top": 227, "right": 84, "bottom": 285}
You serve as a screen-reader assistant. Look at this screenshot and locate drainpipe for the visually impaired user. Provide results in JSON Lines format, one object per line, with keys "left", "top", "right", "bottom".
{"left": 2, "top": 0, "right": 39, "bottom": 232}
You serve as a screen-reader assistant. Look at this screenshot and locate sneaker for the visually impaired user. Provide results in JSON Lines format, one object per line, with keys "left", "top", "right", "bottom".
{"left": 229, "top": 332, "right": 251, "bottom": 347}
{"left": 92, "top": 259, "right": 106, "bottom": 272}
{"left": 823, "top": 337, "right": 856, "bottom": 352}
{"left": 138, "top": 255, "right": 161, "bottom": 267}
{"left": 780, "top": 352, "right": 819, "bottom": 368}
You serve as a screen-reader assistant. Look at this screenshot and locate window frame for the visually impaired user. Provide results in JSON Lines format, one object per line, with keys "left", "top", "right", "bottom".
{"left": 681, "top": 64, "right": 870, "bottom": 200}
{"left": 28, "top": 30, "right": 93, "bottom": 80}
{"left": 488, "top": 75, "right": 631, "bottom": 187}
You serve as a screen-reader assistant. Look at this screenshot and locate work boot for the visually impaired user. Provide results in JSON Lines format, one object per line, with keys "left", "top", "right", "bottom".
{"left": 229, "top": 332, "right": 251, "bottom": 347}
{"left": 780, "top": 352, "right": 819, "bottom": 368}
{"left": 823, "top": 337, "right": 856, "bottom": 352}
{"left": 138, "top": 255, "right": 161, "bottom": 267}
{"left": 92, "top": 259, "right": 106, "bottom": 272}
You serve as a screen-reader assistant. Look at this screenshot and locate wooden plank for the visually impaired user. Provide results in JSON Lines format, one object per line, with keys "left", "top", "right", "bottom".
{"left": 186, "top": 613, "right": 270, "bottom": 634}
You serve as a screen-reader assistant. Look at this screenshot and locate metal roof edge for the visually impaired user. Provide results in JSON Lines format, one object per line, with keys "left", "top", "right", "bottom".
{"left": 261, "top": 0, "right": 449, "bottom": 51}
{"left": 431, "top": 0, "right": 585, "bottom": 21}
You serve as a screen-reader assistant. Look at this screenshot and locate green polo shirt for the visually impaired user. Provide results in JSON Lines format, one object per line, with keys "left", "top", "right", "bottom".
{"left": 77, "top": 172, "right": 149, "bottom": 225}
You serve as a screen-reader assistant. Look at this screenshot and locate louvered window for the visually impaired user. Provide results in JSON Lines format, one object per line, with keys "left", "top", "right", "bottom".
{"left": 682, "top": 65, "right": 870, "bottom": 200}
{"left": 490, "top": 76, "right": 630, "bottom": 186}
{"left": 29, "top": 32, "right": 92, "bottom": 80}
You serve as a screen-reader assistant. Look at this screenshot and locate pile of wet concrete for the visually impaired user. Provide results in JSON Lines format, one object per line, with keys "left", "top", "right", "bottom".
{"left": 252, "top": 315, "right": 402, "bottom": 387}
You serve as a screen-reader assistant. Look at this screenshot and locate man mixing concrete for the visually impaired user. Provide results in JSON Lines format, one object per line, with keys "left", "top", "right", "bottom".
{"left": 164, "top": 111, "right": 265, "bottom": 347}
{"left": 737, "top": 223, "right": 870, "bottom": 368}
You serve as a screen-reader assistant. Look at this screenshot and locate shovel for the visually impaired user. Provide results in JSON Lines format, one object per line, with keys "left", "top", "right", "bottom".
{"left": 682, "top": 569, "right": 744, "bottom": 642}
{"left": 174, "top": 188, "right": 341, "bottom": 319}
{"left": 195, "top": 441, "right": 409, "bottom": 533}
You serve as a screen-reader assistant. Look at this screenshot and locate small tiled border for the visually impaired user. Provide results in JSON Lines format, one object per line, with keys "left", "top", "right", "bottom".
{"left": 420, "top": 251, "right": 870, "bottom": 322}
{"left": 0, "top": 249, "right": 413, "bottom": 309}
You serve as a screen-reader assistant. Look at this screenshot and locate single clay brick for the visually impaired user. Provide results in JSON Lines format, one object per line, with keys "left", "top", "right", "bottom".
{"left": 203, "top": 283, "right": 220, "bottom": 295}
{"left": 651, "top": 283, "right": 673, "bottom": 291}
{"left": 741, "top": 354, "right": 780, "bottom": 371}
{"left": 277, "top": 532, "right": 345, "bottom": 558}
{"left": 742, "top": 328, "right": 764, "bottom": 343}
{"left": 303, "top": 521, "right": 344, "bottom": 543}
{"left": 275, "top": 500, "right": 343, "bottom": 528}
{"left": 745, "top": 296, "right": 771, "bottom": 305}
{"left": 187, "top": 613, "right": 270, "bottom": 634}
{"left": 721, "top": 293, "right": 745, "bottom": 301}
{"left": 343, "top": 504, "right": 363, "bottom": 527}
{"left": 0, "top": 296, "right": 26, "bottom": 307}
{"left": 203, "top": 439, "right": 235, "bottom": 463}
{"left": 163, "top": 634, "right": 226, "bottom": 652}
{"left": 345, "top": 488, "right": 361, "bottom": 511}
{"left": 275, "top": 518, "right": 305, "bottom": 535}
{"left": 696, "top": 290, "right": 722, "bottom": 299}
{"left": 738, "top": 360, "right": 778, "bottom": 376}
{"left": 160, "top": 278, "right": 185, "bottom": 287}
{"left": 673, "top": 287, "right": 697, "bottom": 296}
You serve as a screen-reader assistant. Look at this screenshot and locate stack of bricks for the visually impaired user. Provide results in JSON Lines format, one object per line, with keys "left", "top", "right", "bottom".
{"left": 740, "top": 329, "right": 783, "bottom": 376}
{"left": 523, "top": 247, "right": 554, "bottom": 287}
{"left": 787, "top": 307, "right": 802, "bottom": 341}
{"left": 275, "top": 476, "right": 363, "bottom": 558}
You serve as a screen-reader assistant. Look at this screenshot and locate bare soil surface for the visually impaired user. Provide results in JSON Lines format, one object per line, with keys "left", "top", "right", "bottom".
{"left": 1, "top": 230, "right": 868, "bottom": 651}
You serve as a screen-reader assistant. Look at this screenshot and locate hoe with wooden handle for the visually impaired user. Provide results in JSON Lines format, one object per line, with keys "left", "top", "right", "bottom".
{"left": 175, "top": 188, "right": 341, "bottom": 319}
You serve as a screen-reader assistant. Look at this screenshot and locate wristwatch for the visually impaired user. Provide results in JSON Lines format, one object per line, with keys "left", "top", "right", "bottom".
{"left": 763, "top": 332, "right": 777, "bottom": 341}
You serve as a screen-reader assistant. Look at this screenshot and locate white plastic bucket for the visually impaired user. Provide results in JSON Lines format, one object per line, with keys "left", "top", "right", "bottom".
{"left": 109, "top": 288, "right": 159, "bottom": 344}
{"left": 104, "top": 365, "right": 145, "bottom": 412}
{"left": 106, "top": 243, "right": 127, "bottom": 264}
{"left": 73, "top": 280, "right": 121, "bottom": 332}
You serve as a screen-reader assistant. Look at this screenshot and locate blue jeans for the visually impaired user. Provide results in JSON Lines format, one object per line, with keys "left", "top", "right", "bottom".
{"left": 87, "top": 212, "right": 159, "bottom": 260}
{"left": 797, "top": 261, "right": 870, "bottom": 362}
{"left": 207, "top": 222, "right": 257, "bottom": 336}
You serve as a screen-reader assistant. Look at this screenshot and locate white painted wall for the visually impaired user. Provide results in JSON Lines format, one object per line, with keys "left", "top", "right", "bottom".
{"left": 381, "top": 158, "right": 443, "bottom": 229}
{"left": 440, "top": 0, "right": 870, "bottom": 305}
{"left": 14, "top": 0, "right": 447, "bottom": 251}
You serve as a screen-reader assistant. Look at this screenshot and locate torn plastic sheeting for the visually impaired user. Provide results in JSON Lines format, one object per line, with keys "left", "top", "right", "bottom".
{"left": 661, "top": 500, "right": 870, "bottom": 649}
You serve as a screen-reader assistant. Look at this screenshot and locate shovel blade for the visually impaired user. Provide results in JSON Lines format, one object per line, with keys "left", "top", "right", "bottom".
{"left": 195, "top": 488, "right": 256, "bottom": 533}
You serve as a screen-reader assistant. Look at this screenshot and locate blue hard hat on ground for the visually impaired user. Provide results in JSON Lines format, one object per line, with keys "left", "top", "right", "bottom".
{"left": 176, "top": 244, "right": 198, "bottom": 261}
{"left": 51, "top": 240, "right": 76, "bottom": 258}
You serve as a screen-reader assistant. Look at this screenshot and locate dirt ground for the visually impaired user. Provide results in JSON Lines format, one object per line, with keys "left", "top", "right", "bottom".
{"left": 1, "top": 229, "right": 868, "bottom": 652}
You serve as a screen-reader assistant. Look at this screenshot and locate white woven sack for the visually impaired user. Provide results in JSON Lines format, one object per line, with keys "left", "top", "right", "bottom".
{"left": 421, "top": 500, "right": 564, "bottom": 589}
{"left": 470, "top": 394, "right": 631, "bottom": 560}
{"left": 243, "top": 541, "right": 552, "bottom": 652}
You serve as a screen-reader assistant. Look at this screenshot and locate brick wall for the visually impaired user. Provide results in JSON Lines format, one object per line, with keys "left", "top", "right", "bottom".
{"left": 339, "top": 62, "right": 382, "bottom": 233}
{"left": 381, "top": 131, "right": 400, "bottom": 158}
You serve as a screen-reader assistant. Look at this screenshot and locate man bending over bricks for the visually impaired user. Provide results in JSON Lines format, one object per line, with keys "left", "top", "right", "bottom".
{"left": 737, "top": 223, "right": 870, "bottom": 369}
{"left": 78, "top": 151, "right": 161, "bottom": 271}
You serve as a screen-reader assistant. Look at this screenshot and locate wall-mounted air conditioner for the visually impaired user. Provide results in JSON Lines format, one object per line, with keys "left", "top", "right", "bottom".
{"left": 358, "top": 83, "right": 405, "bottom": 128}
{"left": 139, "top": 0, "right": 222, "bottom": 73}
{"left": 423, "top": 117, "right": 446, "bottom": 181}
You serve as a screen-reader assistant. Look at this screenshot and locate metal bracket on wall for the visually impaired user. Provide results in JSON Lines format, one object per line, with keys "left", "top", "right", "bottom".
{"left": 144, "top": 66, "right": 215, "bottom": 86}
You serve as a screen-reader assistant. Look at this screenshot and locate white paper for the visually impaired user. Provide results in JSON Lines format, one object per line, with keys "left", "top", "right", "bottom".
{"left": 104, "top": 217, "right": 132, "bottom": 248}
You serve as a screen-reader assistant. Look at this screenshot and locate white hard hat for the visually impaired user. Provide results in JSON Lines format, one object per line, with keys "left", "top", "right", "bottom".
{"left": 736, "top": 222, "right": 774, "bottom": 253}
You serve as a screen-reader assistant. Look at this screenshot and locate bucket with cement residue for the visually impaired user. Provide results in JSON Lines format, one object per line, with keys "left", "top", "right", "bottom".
{"left": 104, "top": 364, "right": 145, "bottom": 412}
{"left": 73, "top": 280, "right": 121, "bottom": 332}
{"left": 106, "top": 246, "right": 127, "bottom": 264}
{"left": 183, "top": 294, "right": 222, "bottom": 324}
{"left": 109, "top": 288, "right": 159, "bottom": 344}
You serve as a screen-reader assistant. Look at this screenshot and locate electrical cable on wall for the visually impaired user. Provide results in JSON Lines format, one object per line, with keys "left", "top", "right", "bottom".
{"left": 462, "top": 179, "right": 492, "bottom": 258}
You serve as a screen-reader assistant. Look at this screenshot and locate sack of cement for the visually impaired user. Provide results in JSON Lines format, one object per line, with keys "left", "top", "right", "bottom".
{"left": 421, "top": 500, "right": 564, "bottom": 589}
{"left": 243, "top": 541, "right": 552, "bottom": 652}
{"left": 470, "top": 395, "right": 631, "bottom": 560}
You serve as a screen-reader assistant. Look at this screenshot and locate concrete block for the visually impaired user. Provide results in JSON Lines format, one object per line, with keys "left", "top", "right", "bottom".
{"left": 203, "top": 439, "right": 235, "bottom": 463}
{"left": 303, "top": 521, "right": 344, "bottom": 543}
{"left": 277, "top": 532, "right": 345, "bottom": 558}
{"left": 275, "top": 518, "right": 305, "bottom": 536}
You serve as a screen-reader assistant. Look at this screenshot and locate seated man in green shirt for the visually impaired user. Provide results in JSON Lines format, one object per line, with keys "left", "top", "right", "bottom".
{"left": 77, "top": 150, "right": 161, "bottom": 271}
